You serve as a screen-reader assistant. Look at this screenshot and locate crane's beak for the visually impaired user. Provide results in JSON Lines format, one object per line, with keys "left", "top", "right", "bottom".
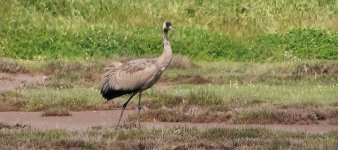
{"left": 169, "top": 26, "right": 174, "bottom": 31}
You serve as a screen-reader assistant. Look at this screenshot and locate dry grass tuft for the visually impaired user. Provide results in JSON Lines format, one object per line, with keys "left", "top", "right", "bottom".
{"left": 113, "top": 140, "right": 158, "bottom": 150}
{"left": 168, "top": 54, "right": 192, "bottom": 70}
{"left": 0, "top": 59, "right": 27, "bottom": 73}
{"left": 233, "top": 106, "right": 330, "bottom": 124}
{"left": 0, "top": 122, "right": 12, "bottom": 129}
{"left": 293, "top": 62, "right": 338, "bottom": 76}
{"left": 44, "top": 60, "right": 102, "bottom": 77}
{"left": 99, "top": 101, "right": 123, "bottom": 110}
{"left": 0, "top": 91, "right": 26, "bottom": 111}
{"left": 130, "top": 105, "right": 231, "bottom": 123}
{"left": 0, "top": 126, "right": 337, "bottom": 149}
{"left": 184, "top": 75, "right": 212, "bottom": 84}
{"left": 42, "top": 107, "right": 72, "bottom": 117}
{"left": 0, "top": 122, "right": 28, "bottom": 129}
{"left": 54, "top": 139, "right": 92, "bottom": 149}
{"left": 329, "top": 117, "right": 338, "bottom": 125}
{"left": 172, "top": 140, "right": 237, "bottom": 150}
{"left": 131, "top": 102, "right": 338, "bottom": 124}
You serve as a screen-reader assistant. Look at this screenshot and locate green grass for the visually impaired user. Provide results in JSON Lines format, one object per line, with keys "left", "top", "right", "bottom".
{"left": 2, "top": 74, "right": 336, "bottom": 112}
{"left": 147, "top": 84, "right": 338, "bottom": 105}
{"left": 1, "top": 0, "right": 338, "bottom": 61}
{"left": 0, "top": 126, "right": 337, "bottom": 149}
{"left": 21, "top": 87, "right": 102, "bottom": 111}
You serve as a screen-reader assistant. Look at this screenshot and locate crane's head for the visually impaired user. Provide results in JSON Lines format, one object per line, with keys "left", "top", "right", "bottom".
{"left": 162, "top": 21, "right": 172, "bottom": 32}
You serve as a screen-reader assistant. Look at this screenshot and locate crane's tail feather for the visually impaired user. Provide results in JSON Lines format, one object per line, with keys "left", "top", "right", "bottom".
{"left": 100, "top": 83, "right": 137, "bottom": 100}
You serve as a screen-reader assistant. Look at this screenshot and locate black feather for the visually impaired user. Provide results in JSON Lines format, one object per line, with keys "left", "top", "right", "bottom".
{"left": 100, "top": 83, "right": 139, "bottom": 100}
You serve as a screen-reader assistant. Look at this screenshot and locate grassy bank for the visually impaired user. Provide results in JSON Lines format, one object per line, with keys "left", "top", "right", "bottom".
{"left": 1, "top": 0, "right": 338, "bottom": 61}
{"left": 0, "top": 125, "right": 337, "bottom": 149}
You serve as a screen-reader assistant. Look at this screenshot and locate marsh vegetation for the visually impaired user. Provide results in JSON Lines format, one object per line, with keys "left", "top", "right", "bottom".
{"left": 0, "top": 0, "right": 338, "bottom": 149}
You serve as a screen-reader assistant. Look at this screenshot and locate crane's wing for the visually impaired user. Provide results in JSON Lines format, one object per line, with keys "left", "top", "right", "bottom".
{"left": 100, "top": 59, "right": 158, "bottom": 100}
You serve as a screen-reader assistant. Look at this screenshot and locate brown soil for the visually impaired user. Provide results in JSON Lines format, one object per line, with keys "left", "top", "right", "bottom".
{"left": 0, "top": 110, "right": 337, "bottom": 134}
{"left": 0, "top": 110, "right": 132, "bottom": 129}
{"left": 185, "top": 75, "right": 212, "bottom": 84}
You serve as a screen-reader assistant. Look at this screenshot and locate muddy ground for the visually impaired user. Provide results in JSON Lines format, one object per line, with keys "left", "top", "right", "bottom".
{"left": 1, "top": 110, "right": 338, "bottom": 134}
{"left": 0, "top": 73, "right": 337, "bottom": 134}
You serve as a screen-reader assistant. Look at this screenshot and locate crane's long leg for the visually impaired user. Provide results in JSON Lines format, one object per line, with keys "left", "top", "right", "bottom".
{"left": 116, "top": 92, "right": 136, "bottom": 128}
{"left": 137, "top": 92, "right": 142, "bottom": 129}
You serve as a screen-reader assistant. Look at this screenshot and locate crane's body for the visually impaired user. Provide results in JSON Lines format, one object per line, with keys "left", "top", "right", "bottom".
{"left": 100, "top": 21, "right": 173, "bottom": 128}
{"left": 101, "top": 58, "right": 166, "bottom": 99}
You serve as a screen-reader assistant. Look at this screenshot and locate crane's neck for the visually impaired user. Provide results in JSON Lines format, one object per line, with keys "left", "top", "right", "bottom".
{"left": 157, "top": 30, "right": 172, "bottom": 70}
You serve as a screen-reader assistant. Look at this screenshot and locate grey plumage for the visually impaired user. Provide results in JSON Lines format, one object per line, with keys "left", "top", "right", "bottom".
{"left": 100, "top": 21, "right": 173, "bottom": 128}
